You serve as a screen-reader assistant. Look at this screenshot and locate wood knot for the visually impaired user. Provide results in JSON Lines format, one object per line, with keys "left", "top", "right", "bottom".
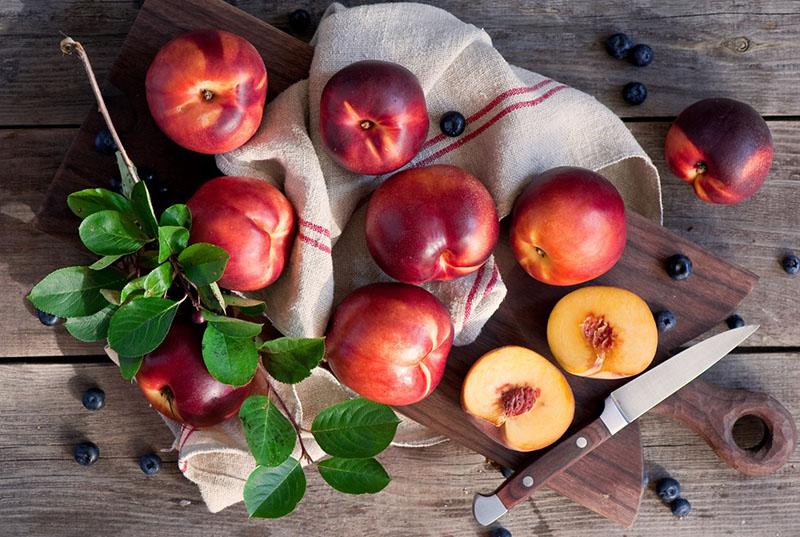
{"left": 723, "top": 36, "right": 751, "bottom": 53}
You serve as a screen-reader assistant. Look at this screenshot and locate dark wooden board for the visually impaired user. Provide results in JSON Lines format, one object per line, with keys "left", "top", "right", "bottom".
{"left": 33, "top": 0, "right": 761, "bottom": 527}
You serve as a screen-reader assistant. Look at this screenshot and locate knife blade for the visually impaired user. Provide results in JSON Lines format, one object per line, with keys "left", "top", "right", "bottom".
{"left": 473, "top": 325, "right": 759, "bottom": 526}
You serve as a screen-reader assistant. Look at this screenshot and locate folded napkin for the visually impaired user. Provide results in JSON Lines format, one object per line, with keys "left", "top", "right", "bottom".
{"left": 142, "top": 1, "right": 661, "bottom": 512}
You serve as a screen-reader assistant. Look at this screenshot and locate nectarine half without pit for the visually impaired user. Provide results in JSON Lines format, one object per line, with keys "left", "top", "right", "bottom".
{"left": 325, "top": 282, "right": 454, "bottom": 406}
{"left": 547, "top": 286, "right": 658, "bottom": 379}
{"left": 365, "top": 164, "right": 499, "bottom": 284}
{"left": 510, "top": 167, "right": 626, "bottom": 286}
{"left": 664, "top": 98, "right": 773, "bottom": 204}
{"left": 145, "top": 29, "right": 267, "bottom": 155}
{"left": 461, "top": 346, "right": 575, "bottom": 452}
{"left": 187, "top": 176, "right": 295, "bottom": 292}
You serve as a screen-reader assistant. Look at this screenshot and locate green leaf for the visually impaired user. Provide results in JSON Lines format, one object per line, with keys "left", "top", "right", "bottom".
{"left": 178, "top": 243, "right": 229, "bottom": 287}
{"left": 201, "top": 324, "right": 259, "bottom": 386}
{"left": 224, "top": 295, "right": 266, "bottom": 316}
{"left": 27, "top": 266, "right": 127, "bottom": 317}
{"left": 239, "top": 395, "right": 296, "bottom": 467}
{"left": 100, "top": 289, "right": 121, "bottom": 306}
{"left": 119, "top": 354, "right": 144, "bottom": 381}
{"left": 318, "top": 457, "right": 390, "bottom": 495}
{"left": 116, "top": 151, "right": 137, "bottom": 199}
{"left": 261, "top": 337, "right": 325, "bottom": 384}
{"left": 120, "top": 276, "right": 146, "bottom": 303}
{"left": 67, "top": 188, "right": 133, "bottom": 220}
{"left": 107, "top": 297, "right": 180, "bottom": 357}
{"left": 157, "top": 226, "right": 189, "bottom": 264}
{"left": 202, "top": 310, "right": 263, "bottom": 338}
{"left": 143, "top": 263, "right": 174, "bottom": 298}
{"left": 64, "top": 304, "right": 117, "bottom": 342}
{"left": 78, "top": 210, "right": 150, "bottom": 256}
{"left": 244, "top": 459, "right": 305, "bottom": 519}
{"left": 198, "top": 283, "right": 226, "bottom": 313}
{"left": 131, "top": 181, "right": 159, "bottom": 238}
{"left": 89, "top": 254, "right": 122, "bottom": 270}
{"left": 160, "top": 204, "right": 191, "bottom": 229}
{"left": 139, "top": 250, "right": 161, "bottom": 270}
{"left": 312, "top": 398, "right": 400, "bottom": 458}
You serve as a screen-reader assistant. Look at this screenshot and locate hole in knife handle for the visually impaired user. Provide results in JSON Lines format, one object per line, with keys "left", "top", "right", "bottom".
{"left": 732, "top": 414, "right": 769, "bottom": 451}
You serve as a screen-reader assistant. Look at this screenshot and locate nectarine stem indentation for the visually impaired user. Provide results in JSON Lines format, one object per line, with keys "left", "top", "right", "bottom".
{"left": 201, "top": 89, "right": 214, "bottom": 101}
{"left": 694, "top": 161, "right": 707, "bottom": 175}
{"left": 500, "top": 385, "right": 540, "bottom": 417}
{"left": 360, "top": 119, "right": 375, "bottom": 130}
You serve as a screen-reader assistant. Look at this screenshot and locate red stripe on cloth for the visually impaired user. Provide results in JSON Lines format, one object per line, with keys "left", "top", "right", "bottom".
{"left": 179, "top": 426, "right": 195, "bottom": 450}
{"left": 298, "top": 232, "right": 332, "bottom": 254}
{"left": 299, "top": 218, "right": 331, "bottom": 238}
{"left": 481, "top": 265, "right": 499, "bottom": 300}
{"left": 413, "top": 85, "right": 569, "bottom": 169}
{"left": 419, "top": 79, "right": 556, "bottom": 152}
{"left": 179, "top": 459, "right": 188, "bottom": 473}
{"left": 463, "top": 264, "right": 487, "bottom": 325}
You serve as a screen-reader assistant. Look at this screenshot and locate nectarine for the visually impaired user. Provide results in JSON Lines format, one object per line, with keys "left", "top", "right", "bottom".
{"left": 365, "top": 165, "right": 499, "bottom": 283}
{"left": 461, "top": 346, "right": 574, "bottom": 452}
{"left": 325, "top": 283, "right": 453, "bottom": 406}
{"left": 510, "top": 167, "right": 626, "bottom": 286}
{"left": 547, "top": 286, "right": 657, "bottom": 379}
{"left": 187, "top": 176, "right": 295, "bottom": 291}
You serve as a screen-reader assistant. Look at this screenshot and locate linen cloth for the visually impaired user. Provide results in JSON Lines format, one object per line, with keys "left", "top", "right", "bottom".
{"left": 134, "top": 2, "right": 661, "bottom": 512}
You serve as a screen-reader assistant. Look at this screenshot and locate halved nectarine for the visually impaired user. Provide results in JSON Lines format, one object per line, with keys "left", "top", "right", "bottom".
{"left": 547, "top": 286, "right": 657, "bottom": 379}
{"left": 461, "top": 346, "right": 575, "bottom": 452}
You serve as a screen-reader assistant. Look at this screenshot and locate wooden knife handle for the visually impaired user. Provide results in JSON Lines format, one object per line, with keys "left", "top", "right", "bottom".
{"left": 653, "top": 379, "right": 797, "bottom": 476}
{"left": 496, "top": 416, "right": 611, "bottom": 510}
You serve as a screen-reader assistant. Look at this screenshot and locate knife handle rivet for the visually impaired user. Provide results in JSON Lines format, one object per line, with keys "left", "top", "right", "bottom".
{"left": 576, "top": 437, "right": 588, "bottom": 449}
{"left": 522, "top": 475, "right": 534, "bottom": 488}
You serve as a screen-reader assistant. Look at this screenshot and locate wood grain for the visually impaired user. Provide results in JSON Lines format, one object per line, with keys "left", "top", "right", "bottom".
{"left": 4, "top": 1, "right": 800, "bottom": 125}
{"left": 0, "top": 357, "right": 796, "bottom": 537}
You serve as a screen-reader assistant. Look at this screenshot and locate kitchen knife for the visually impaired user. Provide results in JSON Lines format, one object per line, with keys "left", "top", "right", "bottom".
{"left": 473, "top": 324, "right": 759, "bottom": 526}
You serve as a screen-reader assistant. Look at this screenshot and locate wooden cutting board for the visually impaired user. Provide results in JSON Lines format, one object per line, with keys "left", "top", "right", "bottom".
{"left": 38, "top": 0, "right": 779, "bottom": 527}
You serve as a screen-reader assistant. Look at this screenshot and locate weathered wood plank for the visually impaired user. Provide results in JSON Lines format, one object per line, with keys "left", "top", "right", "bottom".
{"left": 0, "top": 355, "right": 796, "bottom": 536}
{"left": 3, "top": 1, "right": 800, "bottom": 125}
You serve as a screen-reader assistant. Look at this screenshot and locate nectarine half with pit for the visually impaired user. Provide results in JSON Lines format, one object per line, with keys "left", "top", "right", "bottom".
{"left": 547, "top": 286, "right": 657, "bottom": 379}
{"left": 461, "top": 346, "right": 574, "bottom": 452}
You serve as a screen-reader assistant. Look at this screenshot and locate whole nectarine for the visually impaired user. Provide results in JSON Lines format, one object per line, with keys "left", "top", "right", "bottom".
{"left": 187, "top": 176, "right": 295, "bottom": 291}
{"left": 320, "top": 60, "right": 429, "bottom": 175}
{"left": 136, "top": 321, "right": 253, "bottom": 428}
{"left": 365, "top": 164, "right": 499, "bottom": 283}
{"left": 665, "top": 98, "right": 772, "bottom": 204}
{"left": 510, "top": 167, "right": 626, "bottom": 286}
{"left": 325, "top": 283, "right": 453, "bottom": 406}
{"left": 146, "top": 29, "right": 267, "bottom": 155}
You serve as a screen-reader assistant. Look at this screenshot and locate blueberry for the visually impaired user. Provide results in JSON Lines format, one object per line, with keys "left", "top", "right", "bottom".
{"left": 82, "top": 387, "right": 105, "bottom": 411}
{"left": 35, "top": 308, "right": 60, "bottom": 326}
{"left": 109, "top": 176, "right": 123, "bottom": 194}
{"left": 74, "top": 441, "right": 100, "bottom": 466}
{"left": 655, "top": 477, "right": 681, "bottom": 502}
{"left": 726, "top": 314, "right": 745, "bottom": 329}
{"left": 499, "top": 466, "right": 514, "bottom": 479}
{"left": 489, "top": 528, "right": 512, "bottom": 537}
{"left": 665, "top": 254, "right": 692, "bottom": 280}
{"left": 629, "top": 44, "right": 653, "bottom": 67}
{"left": 94, "top": 127, "right": 118, "bottom": 155}
{"left": 440, "top": 110, "right": 466, "bottom": 137}
{"left": 139, "top": 453, "right": 162, "bottom": 476}
{"left": 654, "top": 310, "right": 676, "bottom": 332}
{"left": 139, "top": 168, "right": 169, "bottom": 197}
{"left": 623, "top": 82, "right": 647, "bottom": 105}
{"left": 288, "top": 9, "right": 312, "bottom": 34}
{"left": 782, "top": 254, "right": 799, "bottom": 275}
{"left": 671, "top": 497, "right": 692, "bottom": 518}
{"left": 605, "top": 33, "right": 632, "bottom": 59}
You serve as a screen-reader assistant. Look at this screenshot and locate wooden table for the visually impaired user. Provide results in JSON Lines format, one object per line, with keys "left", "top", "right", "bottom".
{"left": 1, "top": 2, "right": 798, "bottom": 535}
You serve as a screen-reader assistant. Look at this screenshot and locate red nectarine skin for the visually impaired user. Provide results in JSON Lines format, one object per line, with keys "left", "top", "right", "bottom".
{"left": 325, "top": 283, "right": 454, "bottom": 406}
{"left": 136, "top": 322, "right": 253, "bottom": 428}
{"left": 320, "top": 60, "right": 429, "bottom": 175}
{"left": 510, "top": 167, "right": 626, "bottom": 286}
{"left": 187, "top": 176, "right": 295, "bottom": 291}
{"left": 665, "top": 98, "right": 773, "bottom": 204}
{"left": 365, "top": 165, "right": 500, "bottom": 283}
{"left": 146, "top": 29, "right": 267, "bottom": 155}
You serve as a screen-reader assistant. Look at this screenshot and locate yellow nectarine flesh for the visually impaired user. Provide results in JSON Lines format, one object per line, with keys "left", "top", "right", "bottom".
{"left": 547, "top": 286, "right": 658, "bottom": 379}
{"left": 462, "top": 346, "right": 575, "bottom": 452}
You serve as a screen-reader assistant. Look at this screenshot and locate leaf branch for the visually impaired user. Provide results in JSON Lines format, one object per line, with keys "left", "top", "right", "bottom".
{"left": 266, "top": 378, "right": 313, "bottom": 465}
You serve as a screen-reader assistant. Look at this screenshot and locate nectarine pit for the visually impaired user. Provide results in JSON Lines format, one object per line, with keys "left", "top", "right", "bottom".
{"left": 582, "top": 313, "right": 615, "bottom": 359}
{"left": 500, "top": 384, "right": 541, "bottom": 417}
